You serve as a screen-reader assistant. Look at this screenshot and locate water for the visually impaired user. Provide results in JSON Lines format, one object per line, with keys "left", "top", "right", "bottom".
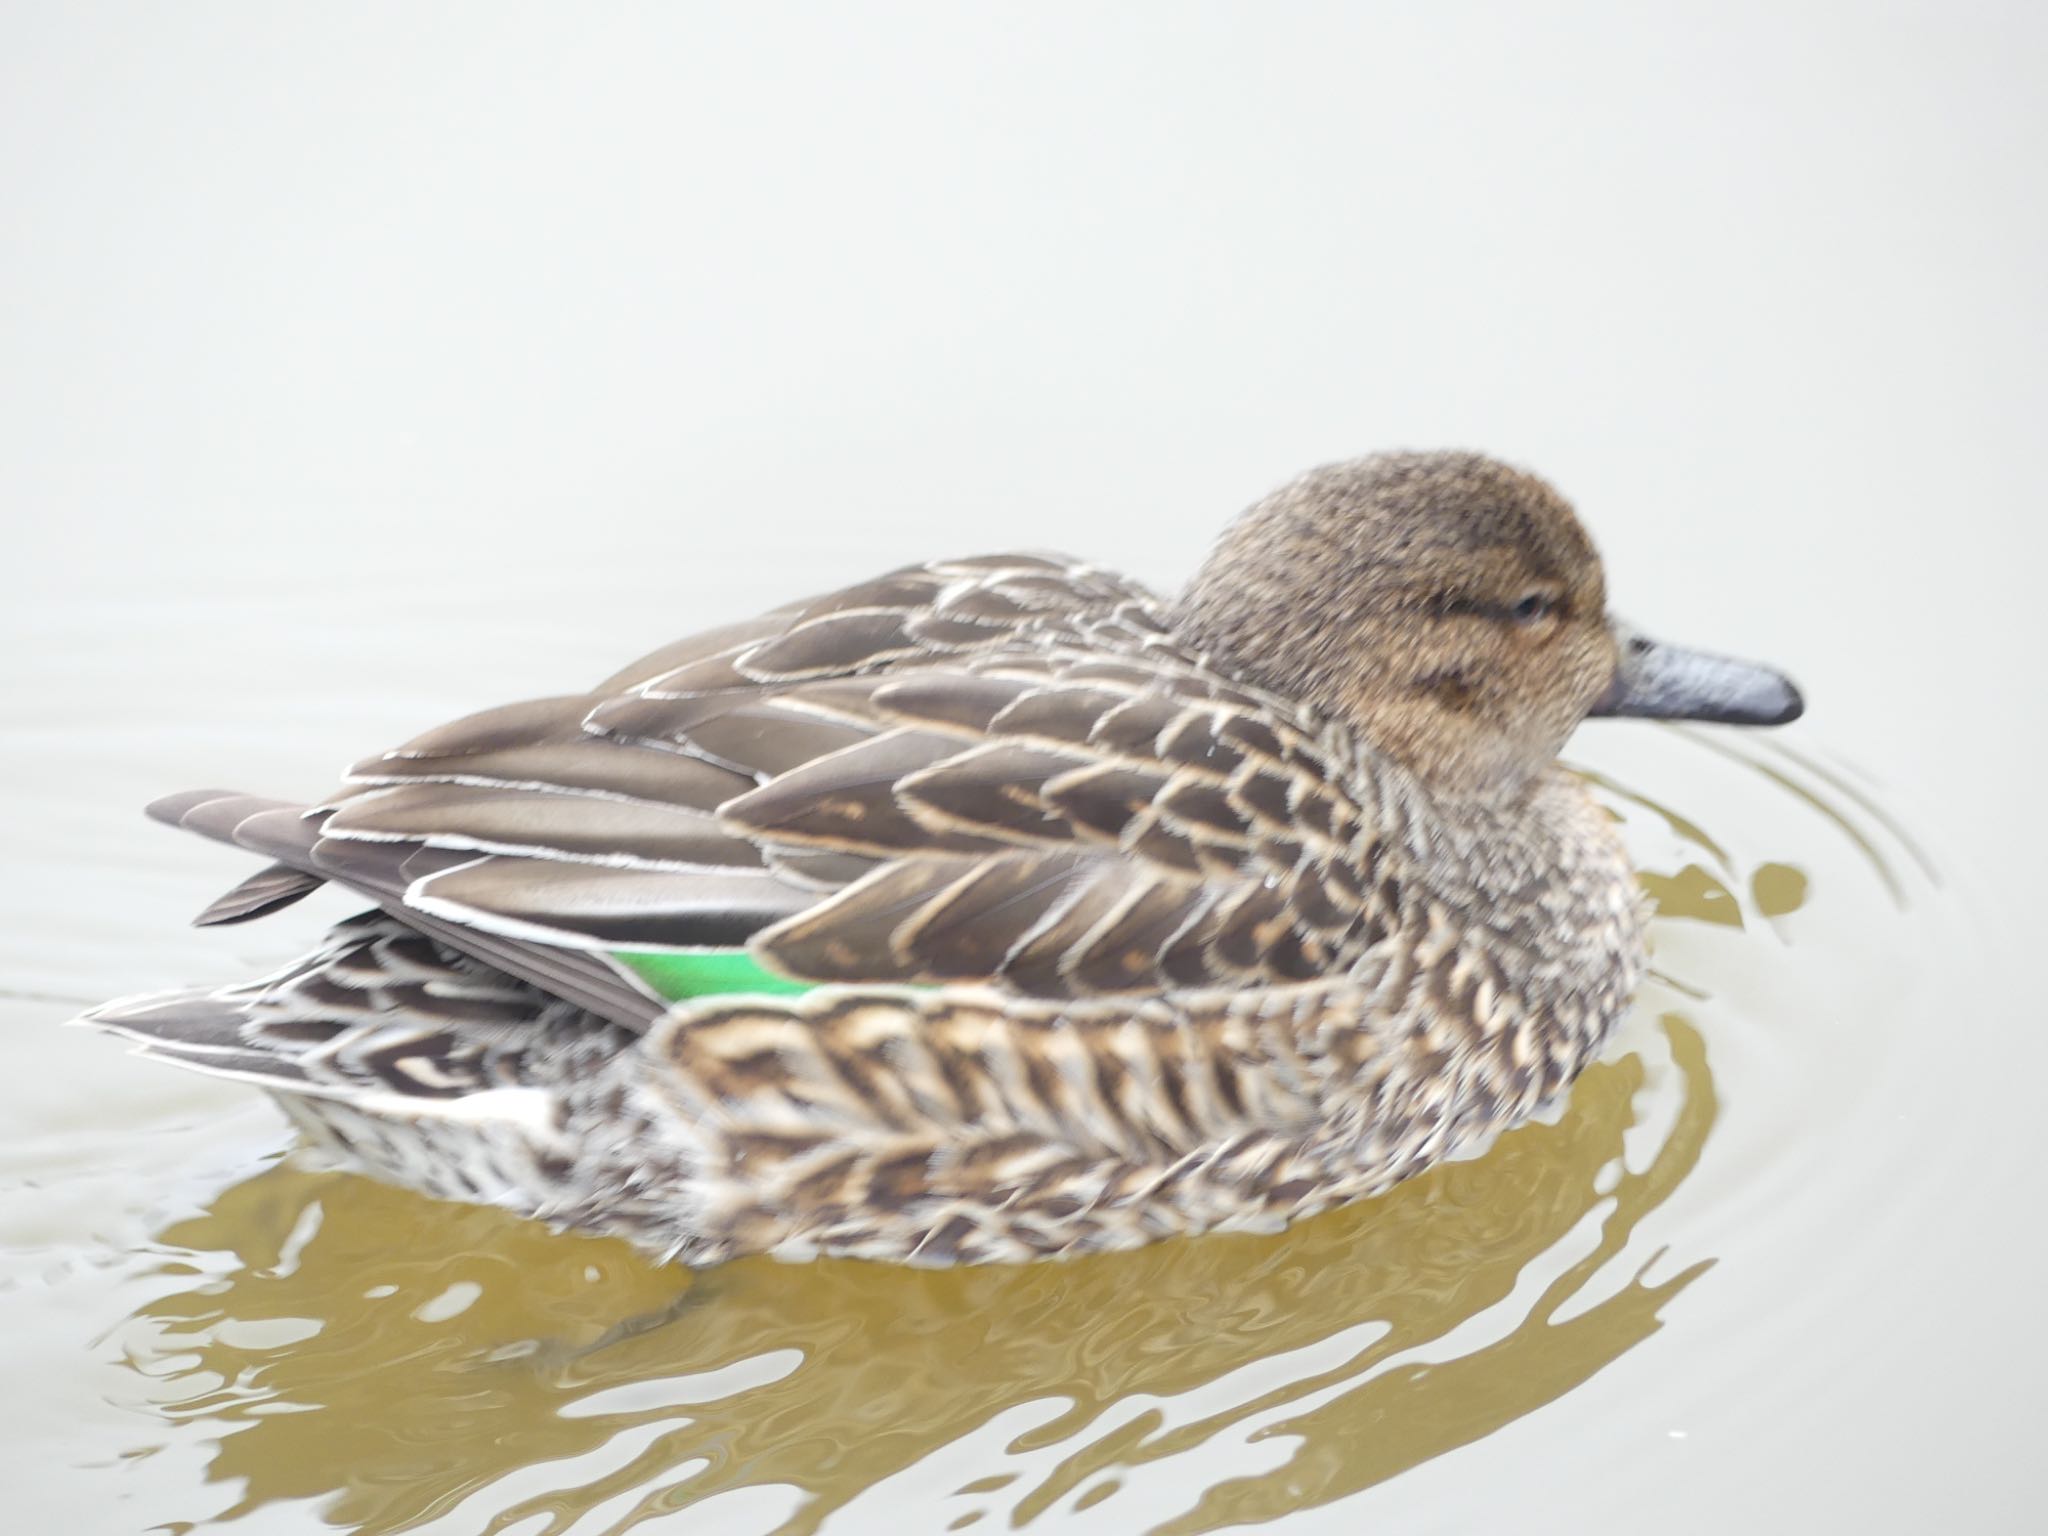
{"left": 5, "top": 5, "right": 2044, "bottom": 1531}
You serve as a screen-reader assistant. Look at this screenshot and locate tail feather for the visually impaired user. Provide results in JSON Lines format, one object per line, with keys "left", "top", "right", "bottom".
{"left": 83, "top": 981, "right": 326, "bottom": 1092}
{"left": 86, "top": 987, "right": 259, "bottom": 1049}
{"left": 128, "top": 1038, "right": 323, "bottom": 1090}
{"left": 146, "top": 789, "right": 314, "bottom": 850}
{"left": 148, "top": 790, "right": 335, "bottom": 924}
{"left": 83, "top": 907, "right": 660, "bottom": 1238}
{"left": 81, "top": 910, "right": 622, "bottom": 1101}
{"left": 141, "top": 787, "right": 664, "bottom": 1030}
{"left": 194, "top": 861, "right": 326, "bottom": 926}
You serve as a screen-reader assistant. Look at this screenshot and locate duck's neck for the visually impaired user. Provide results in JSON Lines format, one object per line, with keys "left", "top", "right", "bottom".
{"left": 1377, "top": 758, "right": 1640, "bottom": 948}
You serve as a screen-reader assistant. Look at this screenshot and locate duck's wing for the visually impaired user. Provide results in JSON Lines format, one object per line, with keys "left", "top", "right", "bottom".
{"left": 721, "top": 651, "right": 1385, "bottom": 999}
{"left": 165, "top": 553, "right": 1385, "bottom": 1023}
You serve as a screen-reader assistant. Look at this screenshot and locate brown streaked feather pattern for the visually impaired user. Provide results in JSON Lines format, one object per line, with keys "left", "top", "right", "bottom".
{"left": 93, "top": 910, "right": 614, "bottom": 1100}
{"left": 144, "top": 789, "right": 670, "bottom": 1028}
{"left": 722, "top": 635, "right": 1404, "bottom": 999}
{"left": 302, "top": 554, "right": 1389, "bottom": 1006}
{"left": 556, "top": 824, "right": 1639, "bottom": 1265}
{"left": 304, "top": 557, "right": 1181, "bottom": 978}
{"left": 90, "top": 912, "right": 640, "bottom": 1217}
{"left": 89, "top": 473, "right": 1675, "bottom": 1266}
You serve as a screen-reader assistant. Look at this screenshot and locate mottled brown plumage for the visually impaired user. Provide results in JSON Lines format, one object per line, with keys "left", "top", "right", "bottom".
{"left": 83, "top": 451, "right": 1801, "bottom": 1265}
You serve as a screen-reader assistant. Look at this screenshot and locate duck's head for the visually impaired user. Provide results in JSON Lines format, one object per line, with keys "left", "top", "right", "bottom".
{"left": 1175, "top": 451, "right": 1802, "bottom": 802}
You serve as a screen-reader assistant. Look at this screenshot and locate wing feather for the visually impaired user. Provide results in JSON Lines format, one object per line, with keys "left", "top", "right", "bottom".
{"left": 153, "top": 553, "right": 1387, "bottom": 1017}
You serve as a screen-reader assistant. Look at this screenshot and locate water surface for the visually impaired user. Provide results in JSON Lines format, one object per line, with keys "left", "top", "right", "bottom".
{"left": 5, "top": 7, "right": 2043, "bottom": 1528}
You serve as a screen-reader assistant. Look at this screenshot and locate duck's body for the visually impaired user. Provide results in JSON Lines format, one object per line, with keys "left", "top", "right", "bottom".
{"left": 86, "top": 453, "right": 1796, "bottom": 1266}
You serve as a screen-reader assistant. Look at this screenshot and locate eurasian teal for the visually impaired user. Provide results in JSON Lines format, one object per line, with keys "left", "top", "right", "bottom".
{"left": 85, "top": 451, "right": 1801, "bottom": 1266}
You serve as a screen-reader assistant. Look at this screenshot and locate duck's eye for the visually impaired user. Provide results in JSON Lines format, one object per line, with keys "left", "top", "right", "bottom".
{"left": 1509, "top": 592, "right": 1557, "bottom": 625}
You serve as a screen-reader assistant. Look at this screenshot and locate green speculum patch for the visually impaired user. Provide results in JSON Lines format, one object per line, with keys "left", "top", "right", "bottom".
{"left": 612, "top": 948, "right": 818, "bottom": 1003}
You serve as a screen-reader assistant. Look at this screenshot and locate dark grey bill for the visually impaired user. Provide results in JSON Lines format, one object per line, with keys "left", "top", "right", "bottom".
{"left": 1592, "top": 623, "right": 1804, "bottom": 726}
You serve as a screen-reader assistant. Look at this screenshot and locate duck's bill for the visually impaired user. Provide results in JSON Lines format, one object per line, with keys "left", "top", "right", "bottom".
{"left": 1592, "top": 625, "right": 1804, "bottom": 726}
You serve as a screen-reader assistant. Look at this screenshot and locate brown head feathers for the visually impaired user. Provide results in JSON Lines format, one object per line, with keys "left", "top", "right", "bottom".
{"left": 1176, "top": 452, "right": 1620, "bottom": 801}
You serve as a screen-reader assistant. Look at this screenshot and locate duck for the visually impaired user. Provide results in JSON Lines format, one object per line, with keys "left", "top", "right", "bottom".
{"left": 83, "top": 451, "right": 1802, "bottom": 1267}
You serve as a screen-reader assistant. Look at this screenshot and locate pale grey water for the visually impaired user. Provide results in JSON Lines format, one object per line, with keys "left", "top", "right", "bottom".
{"left": 3, "top": 5, "right": 2044, "bottom": 1533}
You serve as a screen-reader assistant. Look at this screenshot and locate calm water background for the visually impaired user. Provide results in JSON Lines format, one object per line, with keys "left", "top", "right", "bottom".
{"left": 3, "top": 5, "right": 2043, "bottom": 1532}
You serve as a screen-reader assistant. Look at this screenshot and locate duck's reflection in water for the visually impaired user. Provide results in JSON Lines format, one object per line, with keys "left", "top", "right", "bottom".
{"left": 112, "top": 1012, "right": 1715, "bottom": 1535}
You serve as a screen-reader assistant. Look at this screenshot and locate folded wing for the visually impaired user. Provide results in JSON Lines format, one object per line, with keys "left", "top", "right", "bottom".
{"left": 170, "top": 554, "right": 1391, "bottom": 1025}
